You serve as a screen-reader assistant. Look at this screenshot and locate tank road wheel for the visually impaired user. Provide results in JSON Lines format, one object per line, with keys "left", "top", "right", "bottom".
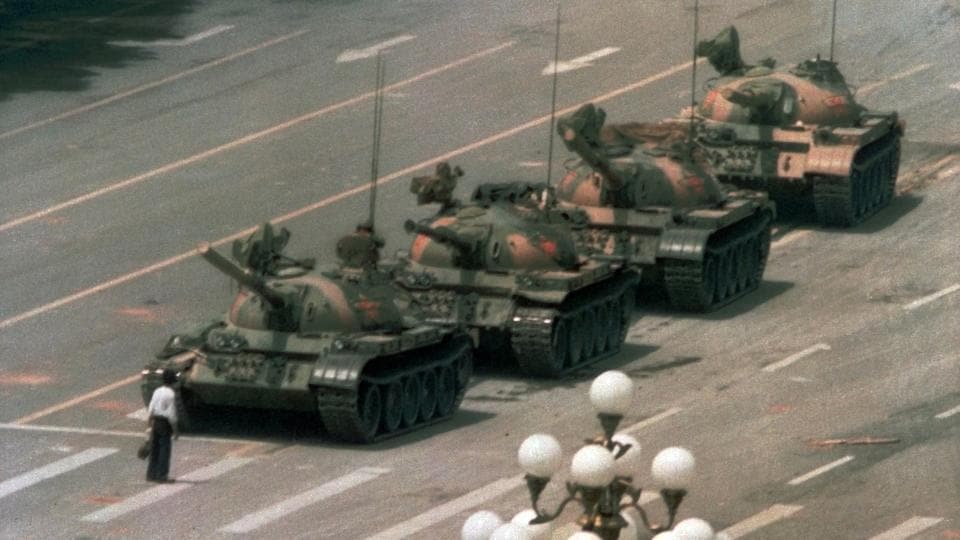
{"left": 547, "top": 318, "right": 570, "bottom": 374}
{"left": 566, "top": 315, "right": 587, "bottom": 366}
{"left": 453, "top": 348, "right": 473, "bottom": 410}
{"left": 735, "top": 243, "right": 750, "bottom": 293}
{"left": 605, "top": 298, "right": 622, "bottom": 352}
{"left": 742, "top": 238, "right": 758, "bottom": 288}
{"left": 356, "top": 383, "right": 383, "bottom": 442}
{"left": 435, "top": 365, "right": 457, "bottom": 417}
{"left": 419, "top": 370, "right": 438, "bottom": 422}
{"left": 619, "top": 290, "right": 635, "bottom": 342}
{"left": 400, "top": 376, "right": 421, "bottom": 428}
{"left": 581, "top": 309, "right": 599, "bottom": 360}
{"left": 594, "top": 304, "right": 610, "bottom": 355}
{"left": 381, "top": 381, "right": 404, "bottom": 433}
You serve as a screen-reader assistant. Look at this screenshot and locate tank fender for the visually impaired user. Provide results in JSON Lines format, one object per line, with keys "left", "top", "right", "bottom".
{"left": 309, "top": 351, "right": 371, "bottom": 390}
{"left": 656, "top": 227, "right": 713, "bottom": 261}
{"left": 805, "top": 143, "right": 857, "bottom": 177}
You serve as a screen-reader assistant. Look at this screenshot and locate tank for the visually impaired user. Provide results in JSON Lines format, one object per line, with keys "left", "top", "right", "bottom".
{"left": 692, "top": 26, "right": 904, "bottom": 226}
{"left": 394, "top": 163, "right": 641, "bottom": 377}
{"left": 140, "top": 223, "right": 473, "bottom": 444}
{"left": 554, "top": 103, "right": 775, "bottom": 312}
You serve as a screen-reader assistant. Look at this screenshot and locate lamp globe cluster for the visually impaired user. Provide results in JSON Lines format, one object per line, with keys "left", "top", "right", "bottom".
{"left": 463, "top": 370, "right": 717, "bottom": 540}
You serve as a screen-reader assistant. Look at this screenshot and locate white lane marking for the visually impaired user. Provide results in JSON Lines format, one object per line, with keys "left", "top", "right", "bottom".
{"left": 0, "top": 447, "right": 117, "bottom": 499}
{"left": 621, "top": 407, "right": 683, "bottom": 435}
{"left": 0, "top": 422, "right": 257, "bottom": 445}
{"left": 763, "top": 343, "right": 831, "bottom": 373}
{"left": 868, "top": 516, "right": 944, "bottom": 540}
{"left": 903, "top": 284, "right": 960, "bottom": 310}
{"left": 336, "top": 35, "right": 416, "bottom": 62}
{"left": 950, "top": 81, "right": 960, "bottom": 91}
{"left": 0, "top": 55, "right": 700, "bottom": 338}
{"left": 127, "top": 407, "right": 149, "bottom": 421}
{"left": 111, "top": 25, "right": 234, "bottom": 47}
{"left": 82, "top": 457, "right": 253, "bottom": 522}
{"left": 0, "top": 41, "right": 514, "bottom": 236}
{"left": 935, "top": 404, "right": 960, "bottom": 419}
{"left": 518, "top": 161, "right": 546, "bottom": 167}
{"left": 787, "top": 455, "right": 854, "bottom": 485}
{"left": 543, "top": 47, "right": 620, "bottom": 74}
{"left": 0, "top": 29, "right": 310, "bottom": 141}
{"left": 721, "top": 504, "right": 803, "bottom": 539}
{"left": 366, "top": 475, "right": 524, "bottom": 540}
{"left": 221, "top": 467, "right": 390, "bottom": 533}
{"left": 858, "top": 63, "right": 933, "bottom": 96}
{"left": 12, "top": 374, "right": 141, "bottom": 424}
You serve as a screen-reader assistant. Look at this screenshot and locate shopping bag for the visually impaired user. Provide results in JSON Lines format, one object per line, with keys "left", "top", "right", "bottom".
{"left": 137, "top": 428, "right": 152, "bottom": 460}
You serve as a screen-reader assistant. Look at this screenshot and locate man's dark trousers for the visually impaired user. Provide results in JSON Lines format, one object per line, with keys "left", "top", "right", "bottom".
{"left": 146, "top": 417, "right": 172, "bottom": 481}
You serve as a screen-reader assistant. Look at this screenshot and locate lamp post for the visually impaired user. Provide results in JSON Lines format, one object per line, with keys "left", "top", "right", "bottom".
{"left": 464, "top": 370, "right": 723, "bottom": 540}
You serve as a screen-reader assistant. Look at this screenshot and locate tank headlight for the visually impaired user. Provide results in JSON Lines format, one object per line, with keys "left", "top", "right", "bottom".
{"left": 334, "top": 340, "right": 345, "bottom": 350}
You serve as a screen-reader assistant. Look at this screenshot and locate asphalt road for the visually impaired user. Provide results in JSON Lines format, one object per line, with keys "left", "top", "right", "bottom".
{"left": 0, "top": 1, "right": 957, "bottom": 538}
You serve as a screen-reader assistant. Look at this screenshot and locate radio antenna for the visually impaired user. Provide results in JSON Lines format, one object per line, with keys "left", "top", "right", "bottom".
{"left": 545, "top": 2, "right": 561, "bottom": 189}
{"left": 688, "top": 0, "right": 699, "bottom": 153}
{"left": 368, "top": 52, "right": 385, "bottom": 231}
{"left": 829, "top": 0, "right": 838, "bottom": 61}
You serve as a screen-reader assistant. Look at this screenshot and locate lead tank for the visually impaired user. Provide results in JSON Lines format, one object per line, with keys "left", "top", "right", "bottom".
{"left": 693, "top": 26, "right": 903, "bottom": 226}
{"left": 555, "top": 103, "right": 775, "bottom": 312}
{"left": 394, "top": 164, "right": 640, "bottom": 377}
{"left": 140, "top": 223, "right": 472, "bottom": 444}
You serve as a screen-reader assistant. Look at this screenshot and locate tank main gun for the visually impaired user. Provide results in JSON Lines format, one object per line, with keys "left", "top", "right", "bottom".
{"left": 197, "top": 242, "right": 287, "bottom": 309}
{"left": 556, "top": 104, "right": 628, "bottom": 191}
{"left": 403, "top": 219, "right": 477, "bottom": 256}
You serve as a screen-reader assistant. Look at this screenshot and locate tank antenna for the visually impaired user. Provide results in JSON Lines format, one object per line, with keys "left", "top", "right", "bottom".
{"left": 688, "top": 0, "right": 699, "bottom": 154}
{"left": 545, "top": 2, "right": 561, "bottom": 189}
{"left": 829, "top": 0, "right": 838, "bottom": 62}
{"left": 368, "top": 52, "right": 385, "bottom": 231}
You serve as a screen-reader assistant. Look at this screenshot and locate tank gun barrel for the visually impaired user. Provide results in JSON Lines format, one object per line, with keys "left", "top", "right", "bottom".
{"left": 403, "top": 219, "right": 474, "bottom": 255}
{"left": 197, "top": 242, "right": 286, "bottom": 309}
{"left": 556, "top": 105, "right": 627, "bottom": 191}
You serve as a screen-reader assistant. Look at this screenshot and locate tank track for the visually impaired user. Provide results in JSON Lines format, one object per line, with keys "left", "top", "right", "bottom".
{"left": 316, "top": 336, "right": 473, "bottom": 444}
{"left": 509, "top": 274, "right": 638, "bottom": 377}
{"left": 813, "top": 132, "right": 901, "bottom": 227}
{"left": 661, "top": 209, "right": 773, "bottom": 312}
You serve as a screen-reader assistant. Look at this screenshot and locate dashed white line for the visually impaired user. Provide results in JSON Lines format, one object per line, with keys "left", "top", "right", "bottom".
{"left": 721, "top": 504, "right": 803, "bottom": 539}
{"left": 868, "top": 516, "right": 944, "bottom": 540}
{"left": 950, "top": 81, "right": 960, "bottom": 91}
{"left": 770, "top": 230, "right": 809, "bottom": 249}
{"left": 221, "top": 467, "right": 390, "bottom": 534}
{"left": 0, "top": 29, "right": 310, "bottom": 141}
{"left": 763, "top": 343, "right": 831, "bottom": 373}
{"left": 621, "top": 407, "right": 683, "bottom": 435}
{"left": 0, "top": 422, "right": 255, "bottom": 445}
{"left": 858, "top": 63, "right": 933, "bottom": 96}
{"left": 111, "top": 25, "right": 234, "bottom": 47}
{"left": 543, "top": 47, "right": 621, "bottom": 74}
{"left": 903, "top": 284, "right": 960, "bottom": 310}
{"left": 126, "top": 407, "right": 150, "bottom": 421}
{"left": 82, "top": 457, "right": 253, "bottom": 522}
{"left": 787, "top": 455, "right": 854, "bottom": 485}
{"left": 0, "top": 447, "right": 118, "bottom": 499}
{"left": 337, "top": 35, "right": 416, "bottom": 62}
{"left": 935, "top": 404, "right": 960, "bottom": 419}
{"left": 366, "top": 475, "right": 524, "bottom": 540}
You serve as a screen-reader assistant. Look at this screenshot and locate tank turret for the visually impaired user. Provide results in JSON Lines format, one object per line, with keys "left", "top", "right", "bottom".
{"left": 692, "top": 25, "right": 903, "bottom": 226}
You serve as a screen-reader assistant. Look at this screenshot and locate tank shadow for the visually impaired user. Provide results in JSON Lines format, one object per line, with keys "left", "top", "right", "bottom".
{"left": 0, "top": 0, "right": 196, "bottom": 101}
{"left": 636, "top": 280, "right": 794, "bottom": 320}
{"left": 837, "top": 194, "right": 923, "bottom": 234}
{"left": 470, "top": 343, "right": 660, "bottom": 386}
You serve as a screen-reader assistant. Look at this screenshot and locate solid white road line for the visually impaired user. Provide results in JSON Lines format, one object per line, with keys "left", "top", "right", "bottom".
{"left": 621, "top": 407, "right": 683, "bottom": 435}
{"left": 770, "top": 229, "right": 809, "bottom": 250}
{"left": 337, "top": 35, "right": 416, "bottom": 62}
{"left": 721, "top": 504, "right": 803, "bottom": 539}
{"left": 82, "top": 457, "right": 253, "bottom": 522}
{"left": 543, "top": 47, "right": 621, "bottom": 74}
{"left": 366, "top": 475, "right": 524, "bottom": 540}
{"left": 868, "top": 516, "right": 944, "bottom": 540}
{"left": 0, "top": 447, "right": 118, "bottom": 499}
{"left": 220, "top": 467, "right": 390, "bottom": 534}
{"left": 763, "top": 343, "right": 831, "bottom": 373}
{"left": 787, "top": 455, "right": 854, "bottom": 485}
{"left": 11, "top": 374, "right": 141, "bottom": 424}
{"left": 126, "top": 408, "right": 150, "bottom": 421}
{"left": 111, "top": 25, "right": 234, "bottom": 47}
{"left": 0, "top": 29, "right": 310, "bottom": 141}
{"left": 0, "top": 422, "right": 256, "bottom": 445}
{"left": 903, "top": 284, "right": 960, "bottom": 310}
{"left": 935, "top": 404, "right": 960, "bottom": 419}
{"left": 858, "top": 64, "right": 933, "bottom": 96}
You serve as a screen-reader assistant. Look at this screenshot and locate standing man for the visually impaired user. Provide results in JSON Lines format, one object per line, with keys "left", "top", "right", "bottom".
{"left": 146, "top": 368, "right": 179, "bottom": 483}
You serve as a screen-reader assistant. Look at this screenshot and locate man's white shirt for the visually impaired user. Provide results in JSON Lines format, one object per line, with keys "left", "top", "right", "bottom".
{"left": 148, "top": 386, "right": 178, "bottom": 425}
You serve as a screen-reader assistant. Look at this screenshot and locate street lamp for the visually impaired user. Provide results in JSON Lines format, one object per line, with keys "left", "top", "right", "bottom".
{"left": 464, "top": 370, "right": 722, "bottom": 540}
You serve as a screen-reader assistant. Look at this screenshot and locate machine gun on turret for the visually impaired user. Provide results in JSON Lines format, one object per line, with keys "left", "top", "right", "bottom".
{"left": 556, "top": 104, "right": 630, "bottom": 192}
